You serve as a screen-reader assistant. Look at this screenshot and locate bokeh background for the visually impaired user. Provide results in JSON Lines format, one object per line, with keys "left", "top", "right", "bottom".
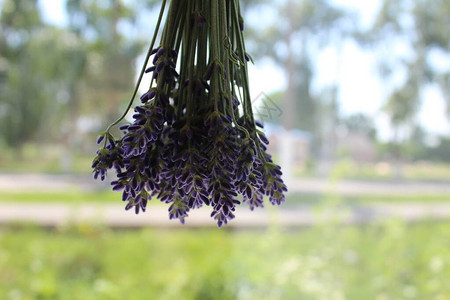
{"left": 1, "top": 0, "right": 450, "bottom": 299}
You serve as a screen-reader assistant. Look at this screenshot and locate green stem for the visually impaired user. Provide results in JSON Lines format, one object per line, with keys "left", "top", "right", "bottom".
{"left": 210, "top": 0, "right": 220, "bottom": 113}
{"left": 103, "top": 0, "right": 168, "bottom": 138}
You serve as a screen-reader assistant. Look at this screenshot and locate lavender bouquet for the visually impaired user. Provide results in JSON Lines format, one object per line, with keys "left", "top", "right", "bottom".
{"left": 92, "top": 0, "right": 287, "bottom": 227}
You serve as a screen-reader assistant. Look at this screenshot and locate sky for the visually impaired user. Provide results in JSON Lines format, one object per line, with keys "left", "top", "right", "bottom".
{"left": 37, "top": 0, "right": 450, "bottom": 141}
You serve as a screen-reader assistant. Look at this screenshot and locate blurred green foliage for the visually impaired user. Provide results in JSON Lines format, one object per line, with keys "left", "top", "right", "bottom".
{"left": 322, "top": 159, "right": 450, "bottom": 181}
{"left": 1, "top": 190, "right": 449, "bottom": 205}
{"left": 0, "top": 190, "right": 118, "bottom": 203}
{"left": 1, "top": 222, "right": 450, "bottom": 299}
{"left": 0, "top": 0, "right": 148, "bottom": 162}
{"left": 0, "top": 0, "right": 72, "bottom": 148}
{"left": 365, "top": 0, "right": 450, "bottom": 167}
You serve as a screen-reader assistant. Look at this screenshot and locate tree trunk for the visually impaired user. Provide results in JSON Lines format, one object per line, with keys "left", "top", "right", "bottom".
{"left": 280, "top": 0, "right": 296, "bottom": 187}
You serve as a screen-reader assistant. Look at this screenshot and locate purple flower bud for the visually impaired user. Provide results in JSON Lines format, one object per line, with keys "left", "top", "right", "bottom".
{"left": 150, "top": 48, "right": 159, "bottom": 55}
{"left": 255, "top": 120, "right": 264, "bottom": 128}
{"left": 140, "top": 89, "right": 156, "bottom": 103}
{"left": 156, "top": 61, "right": 165, "bottom": 72}
{"left": 153, "top": 48, "right": 165, "bottom": 65}
{"left": 148, "top": 89, "right": 157, "bottom": 100}
{"left": 112, "top": 182, "right": 125, "bottom": 191}
{"left": 119, "top": 124, "right": 129, "bottom": 131}
{"left": 96, "top": 135, "right": 104, "bottom": 144}
{"left": 140, "top": 93, "right": 149, "bottom": 103}
{"left": 258, "top": 133, "right": 269, "bottom": 145}
{"left": 156, "top": 47, "right": 165, "bottom": 58}
{"left": 145, "top": 66, "right": 156, "bottom": 73}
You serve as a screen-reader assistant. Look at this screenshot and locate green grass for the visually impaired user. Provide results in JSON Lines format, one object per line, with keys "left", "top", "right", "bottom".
{"left": 0, "top": 190, "right": 118, "bottom": 203}
{"left": 286, "top": 192, "right": 450, "bottom": 205}
{"left": 318, "top": 159, "right": 450, "bottom": 181}
{"left": 1, "top": 190, "right": 449, "bottom": 205}
{"left": 1, "top": 222, "right": 450, "bottom": 299}
{"left": 0, "top": 154, "right": 94, "bottom": 174}
{"left": 0, "top": 145, "right": 93, "bottom": 174}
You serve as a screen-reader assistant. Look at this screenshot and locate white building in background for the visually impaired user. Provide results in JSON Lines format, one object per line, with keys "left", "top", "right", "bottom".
{"left": 264, "top": 123, "right": 312, "bottom": 164}
{"left": 263, "top": 123, "right": 311, "bottom": 188}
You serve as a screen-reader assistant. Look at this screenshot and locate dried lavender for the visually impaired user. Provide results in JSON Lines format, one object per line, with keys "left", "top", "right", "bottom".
{"left": 92, "top": 0, "right": 287, "bottom": 227}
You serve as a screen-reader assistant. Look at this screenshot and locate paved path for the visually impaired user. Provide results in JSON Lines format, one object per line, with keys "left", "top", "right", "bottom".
{"left": 0, "top": 174, "right": 449, "bottom": 195}
{"left": 0, "top": 174, "right": 103, "bottom": 192}
{"left": 1, "top": 174, "right": 449, "bottom": 228}
{"left": 2, "top": 202, "right": 450, "bottom": 228}
{"left": 290, "top": 178, "right": 450, "bottom": 196}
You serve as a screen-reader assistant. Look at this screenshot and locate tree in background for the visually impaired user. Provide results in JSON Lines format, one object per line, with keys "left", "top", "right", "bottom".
{"left": 341, "top": 113, "right": 377, "bottom": 140}
{"left": 66, "top": 0, "right": 141, "bottom": 127}
{"left": 0, "top": 0, "right": 76, "bottom": 151}
{"left": 0, "top": 0, "right": 148, "bottom": 168}
{"left": 361, "top": 0, "right": 450, "bottom": 174}
{"left": 248, "top": 0, "right": 351, "bottom": 133}
{"left": 245, "top": 0, "right": 354, "bottom": 179}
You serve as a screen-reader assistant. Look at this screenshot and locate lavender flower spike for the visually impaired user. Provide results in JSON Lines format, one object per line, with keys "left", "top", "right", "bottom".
{"left": 92, "top": 0, "right": 287, "bottom": 227}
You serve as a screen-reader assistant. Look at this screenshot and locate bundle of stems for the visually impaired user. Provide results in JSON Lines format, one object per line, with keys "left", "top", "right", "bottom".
{"left": 93, "top": 0, "right": 286, "bottom": 227}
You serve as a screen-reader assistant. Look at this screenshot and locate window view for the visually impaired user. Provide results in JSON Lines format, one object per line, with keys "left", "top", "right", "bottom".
{"left": 0, "top": 0, "right": 449, "bottom": 299}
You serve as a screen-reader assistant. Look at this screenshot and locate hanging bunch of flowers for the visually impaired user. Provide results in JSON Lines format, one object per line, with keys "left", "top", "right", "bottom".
{"left": 92, "top": 0, "right": 287, "bottom": 227}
